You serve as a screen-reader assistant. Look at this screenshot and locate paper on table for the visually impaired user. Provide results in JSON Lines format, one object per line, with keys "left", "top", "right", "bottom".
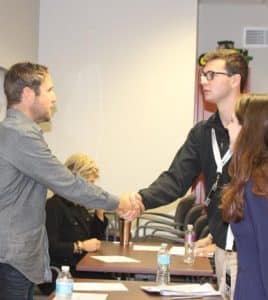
{"left": 91, "top": 255, "right": 140, "bottom": 263}
{"left": 133, "top": 245, "right": 161, "bottom": 251}
{"left": 73, "top": 282, "right": 128, "bottom": 291}
{"left": 169, "top": 246, "right": 185, "bottom": 256}
{"left": 141, "top": 283, "right": 221, "bottom": 297}
{"left": 54, "top": 293, "right": 108, "bottom": 300}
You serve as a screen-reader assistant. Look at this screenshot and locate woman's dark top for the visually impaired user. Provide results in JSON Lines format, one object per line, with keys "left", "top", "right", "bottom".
{"left": 38, "top": 194, "right": 108, "bottom": 295}
{"left": 46, "top": 194, "right": 108, "bottom": 269}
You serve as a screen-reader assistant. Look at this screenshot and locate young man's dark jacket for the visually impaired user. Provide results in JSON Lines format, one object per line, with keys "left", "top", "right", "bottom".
{"left": 139, "top": 111, "right": 230, "bottom": 249}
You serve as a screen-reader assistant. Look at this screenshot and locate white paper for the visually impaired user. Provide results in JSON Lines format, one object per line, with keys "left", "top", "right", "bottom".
{"left": 73, "top": 282, "right": 128, "bottom": 291}
{"left": 170, "top": 246, "right": 214, "bottom": 258}
{"left": 91, "top": 255, "right": 140, "bottom": 263}
{"left": 133, "top": 245, "right": 161, "bottom": 251}
{"left": 54, "top": 293, "right": 108, "bottom": 300}
{"left": 169, "top": 246, "right": 185, "bottom": 256}
{"left": 141, "top": 283, "right": 221, "bottom": 297}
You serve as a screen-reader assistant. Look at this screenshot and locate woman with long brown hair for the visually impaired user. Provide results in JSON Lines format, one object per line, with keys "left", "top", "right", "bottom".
{"left": 221, "top": 93, "right": 268, "bottom": 300}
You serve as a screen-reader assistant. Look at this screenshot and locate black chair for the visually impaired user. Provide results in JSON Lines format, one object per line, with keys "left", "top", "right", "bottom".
{"left": 133, "top": 194, "right": 196, "bottom": 243}
{"left": 193, "top": 214, "right": 208, "bottom": 240}
{"left": 183, "top": 204, "right": 204, "bottom": 231}
{"left": 151, "top": 203, "right": 206, "bottom": 242}
{"left": 199, "top": 224, "right": 210, "bottom": 239}
{"left": 104, "top": 211, "right": 120, "bottom": 241}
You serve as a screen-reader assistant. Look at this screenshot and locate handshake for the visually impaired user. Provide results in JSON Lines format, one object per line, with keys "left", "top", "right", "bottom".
{"left": 116, "top": 192, "right": 145, "bottom": 221}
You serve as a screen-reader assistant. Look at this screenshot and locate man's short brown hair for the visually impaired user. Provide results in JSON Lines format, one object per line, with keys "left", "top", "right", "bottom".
{"left": 4, "top": 62, "right": 48, "bottom": 106}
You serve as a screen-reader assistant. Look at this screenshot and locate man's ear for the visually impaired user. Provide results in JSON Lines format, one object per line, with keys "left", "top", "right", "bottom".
{"left": 21, "top": 86, "right": 35, "bottom": 104}
{"left": 231, "top": 74, "right": 241, "bottom": 90}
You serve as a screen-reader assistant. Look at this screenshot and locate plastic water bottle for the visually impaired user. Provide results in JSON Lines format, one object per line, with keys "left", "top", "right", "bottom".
{"left": 184, "top": 224, "right": 196, "bottom": 264}
{"left": 55, "top": 265, "right": 73, "bottom": 300}
{"left": 156, "top": 243, "right": 170, "bottom": 286}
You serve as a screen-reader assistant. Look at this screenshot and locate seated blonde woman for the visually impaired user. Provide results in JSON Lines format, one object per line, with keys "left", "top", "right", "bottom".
{"left": 39, "top": 153, "right": 108, "bottom": 294}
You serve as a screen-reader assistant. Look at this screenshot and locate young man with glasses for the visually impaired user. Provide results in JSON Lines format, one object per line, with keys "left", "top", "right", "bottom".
{"left": 133, "top": 49, "right": 248, "bottom": 300}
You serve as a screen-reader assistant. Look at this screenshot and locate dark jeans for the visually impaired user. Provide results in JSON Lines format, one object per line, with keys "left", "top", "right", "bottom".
{"left": 0, "top": 263, "right": 34, "bottom": 300}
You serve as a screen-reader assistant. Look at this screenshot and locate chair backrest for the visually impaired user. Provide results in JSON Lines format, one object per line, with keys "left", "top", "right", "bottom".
{"left": 183, "top": 204, "right": 203, "bottom": 230}
{"left": 104, "top": 212, "right": 120, "bottom": 241}
{"left": 199, "top": 224, "right": 209, "bottom": 239}
{"left": 174, "top": 194, "right": 196, "bottom": 230}
{"left": 193, "top": 214, "right": 208, "bottom": 240}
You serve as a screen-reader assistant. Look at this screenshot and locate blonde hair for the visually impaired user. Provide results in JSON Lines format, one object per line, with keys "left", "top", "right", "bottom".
{"left": 65, "top": 153, "right": 99, "bottom": 180}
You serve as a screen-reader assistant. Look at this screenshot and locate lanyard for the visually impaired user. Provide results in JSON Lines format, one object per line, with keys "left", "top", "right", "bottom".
{"left": 211, "top": 128, "right": 234, "bottom": 251}
{"left": 211, "top": 128, "right": 232, "bottom": 174}
{"left": 205, "top": 129, "right": 232, "bottom": 207}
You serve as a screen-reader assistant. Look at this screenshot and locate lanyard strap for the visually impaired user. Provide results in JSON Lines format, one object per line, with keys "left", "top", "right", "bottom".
{"left": 211, "top": 128, "right": 232, "bottom": 174}
{"left": 205, "top": 129, "right": 232, "bottom": 206}
{"left": 211, "top": 128, "right": 234, "bottom": 251}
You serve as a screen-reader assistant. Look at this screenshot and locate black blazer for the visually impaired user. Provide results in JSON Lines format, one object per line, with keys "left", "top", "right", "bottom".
{"left": 46, "top": 194, "right": 108, "bottom": 269}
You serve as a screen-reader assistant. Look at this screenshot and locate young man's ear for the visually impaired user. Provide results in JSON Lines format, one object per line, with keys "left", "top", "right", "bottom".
{"left": 231, "top": 74, "right": 241, "bottom": 90}
{"left": 21, "top": 86, "right": 35, "bottom": 104}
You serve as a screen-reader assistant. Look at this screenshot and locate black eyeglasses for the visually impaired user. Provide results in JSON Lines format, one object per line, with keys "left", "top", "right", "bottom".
{"left": 200, "top": 70, "right": 232, "bottom": 81}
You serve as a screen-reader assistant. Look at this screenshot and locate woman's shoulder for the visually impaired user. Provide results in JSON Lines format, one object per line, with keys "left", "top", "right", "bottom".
{"left": 46, "top": 194, "right": 69, "bottom": 209}
{"left": 244, "top": 180, "right": 268, "bottom": 206}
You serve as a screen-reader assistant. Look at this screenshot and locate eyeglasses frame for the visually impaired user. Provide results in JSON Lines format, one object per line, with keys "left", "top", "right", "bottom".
{"left": 200, "top": 70, "right": 233, "bottom": 81}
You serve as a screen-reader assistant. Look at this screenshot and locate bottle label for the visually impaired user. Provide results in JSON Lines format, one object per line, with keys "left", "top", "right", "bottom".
{"left": 56, "top": 281, "right": 73, "bottom": 296}
{"left": 184, "top": 232, "right": 196, "bottom": 243}
{"left": 157, "top": 254, "right": 170, "bottom": 265}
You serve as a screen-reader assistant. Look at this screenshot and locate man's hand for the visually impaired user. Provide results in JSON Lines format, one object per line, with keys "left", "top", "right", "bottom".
{"left": 116, "top": 192, "right": 144, "bottom": 221}
{"left": 195, "top": 235, "right": 212, "bottom": 248}
{"left": 195, "top": 234, "right": 215, "bottom": 257}
{"left": 195, "top": 243, "right": 216, "bottom": 257}
{"left": 81, "top": 238, "right": 101, "bottom": 252}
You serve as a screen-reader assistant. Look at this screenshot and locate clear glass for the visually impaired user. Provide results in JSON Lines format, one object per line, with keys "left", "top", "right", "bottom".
{"left": 184, "top": 225, "right": 196, "bottom": 264}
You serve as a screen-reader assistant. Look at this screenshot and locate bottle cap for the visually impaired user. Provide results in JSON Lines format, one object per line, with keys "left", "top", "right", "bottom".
{"left": 61, "top": 265, "right": 70, "bottom": 272}
{"left": 187, "top": 224, "right": 194, "bottom": 230}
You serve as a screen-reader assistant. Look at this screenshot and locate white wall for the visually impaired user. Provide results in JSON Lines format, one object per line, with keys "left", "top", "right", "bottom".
{"left": 0, "top": 0, "right": 39, "bottom": 123}
{"left": 39, "top": 0, "right": 198, "bottom": 211}
{"left": 198, "top": 2, "right": 268, "bottom": 92}
{"left": 0, "top": 0, "right": 39, "bottom": 68}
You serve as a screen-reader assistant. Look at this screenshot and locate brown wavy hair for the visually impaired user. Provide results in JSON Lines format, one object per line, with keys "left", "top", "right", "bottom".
{"left": 221, "top": 93, "right": 268, "bottom": 222}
